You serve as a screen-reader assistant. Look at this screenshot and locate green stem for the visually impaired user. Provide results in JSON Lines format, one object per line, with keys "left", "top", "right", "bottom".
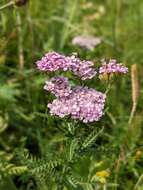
{"left": 128, "top": 103, "right": 137, "bottom": 125}
{"left": 15, "top": 8, "right": 24, "bottom": 70}
{"left": 60, "top": 0, "right": 77, "bottom": 49}
{"left": 0, "top": 1, "right": 14, "bottom": 11}
{"left": 1, "top": 177, "right": 17, "bottom": 190}
{"left": 105, "top": 81, "right": 112, "bottom": 95}
{"left": 103, "top": 184, "right": 107, "bottom": 190}
{"left": 134, "top": 174, "right": 143, "bottom": 190}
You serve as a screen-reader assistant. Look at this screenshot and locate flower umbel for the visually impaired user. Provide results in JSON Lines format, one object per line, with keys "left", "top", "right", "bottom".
{"left": 99, "top": 59, "right": 128, "bottom": 79}
{"left": 36, "top": 52, "right": 97, "bottom": 80}
{"left": 72, "top": 35, "right": 102, "bottom": 50}
{"left": 36, "top": 52, "right": 69, "bottom": 72}
{"left": 44, "top": 76, "right": 72, "bottom": 98}
{"left": 47, "top": 78, "right": 106, "bottom": 123}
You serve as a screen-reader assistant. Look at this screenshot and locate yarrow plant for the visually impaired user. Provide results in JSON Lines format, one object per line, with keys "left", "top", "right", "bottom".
{"left": 36, "top": 52, "right": 128, "bottom": 123}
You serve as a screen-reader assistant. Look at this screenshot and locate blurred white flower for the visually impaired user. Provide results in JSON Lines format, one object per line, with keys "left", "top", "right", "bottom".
{"left": 72, "top": 35, "right": 102, "bottom": 50}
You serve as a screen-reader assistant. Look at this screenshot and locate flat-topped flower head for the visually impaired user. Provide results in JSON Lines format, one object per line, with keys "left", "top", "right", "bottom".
{"left": 44, "top": 76, "right": 72, "bottom": 98}
{"left": 72, "top": 35, "right": 102, "bottom": 50}
{"left": 73, "top": 60, "right": 97, "bottom": 80}
{"left": 99, "top": 59, "right": 128, "bottom": 74}
{"left": 36, "top": 52, "right": 97, "bottom": 80}
{"left": 99, "top": 59, "right": 128, "bottom": 80}
{"left": 48, "top": 85, "right": 106, "bottom": 123}
{"left": 36, "top": 52, "right": 69, "bottom": 72}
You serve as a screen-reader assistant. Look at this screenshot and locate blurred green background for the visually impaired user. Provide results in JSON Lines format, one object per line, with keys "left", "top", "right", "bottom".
{"left": 0, "top": 0, "right": 143, "bottom": 189}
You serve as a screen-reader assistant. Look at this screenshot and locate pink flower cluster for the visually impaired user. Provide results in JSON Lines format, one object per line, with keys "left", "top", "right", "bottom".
{"left": 36, "top": 52, "right": 97, "bottom": 80}
{"left": 46, "top": 77, "right": 106, "bottom": 123}
{"left": 36, "top": 51, "right": 128, "bottom": 123}
{"left": 99, "top": 59, "right": 128, "bottom": 74}
{"left": 44, "top": 76, "right": 72, "bottom": 98}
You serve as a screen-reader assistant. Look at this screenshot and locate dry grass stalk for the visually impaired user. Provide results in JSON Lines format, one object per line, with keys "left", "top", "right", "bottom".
{"left": 128, "top": 64, "right": 139, "bottom": 124}
{"left": 131, "top": 64, "right": 139, "bottom": 104}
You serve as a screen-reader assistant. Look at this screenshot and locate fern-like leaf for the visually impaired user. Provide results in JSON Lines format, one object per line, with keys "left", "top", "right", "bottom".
{"left": 81, "top": 127, "right": 104, "bottom": 150}
{"left": 68, "top": 139, "right": 79, "bottom": 161}
{"left": 30, "top": 159, "right": 63, "bottom": 174}
{"left": 7, "top": 165, "right": 28, "bottom": 175}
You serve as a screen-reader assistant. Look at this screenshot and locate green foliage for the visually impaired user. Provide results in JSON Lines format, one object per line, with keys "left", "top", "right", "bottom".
{"left": 81, "top": 127, "right": 104, "bottom": 150}
{"left": 68, "top": 139, "right": 79, "bottom": 161}
{"left": 0, "top": 0, "right": 143, "bottom": 189}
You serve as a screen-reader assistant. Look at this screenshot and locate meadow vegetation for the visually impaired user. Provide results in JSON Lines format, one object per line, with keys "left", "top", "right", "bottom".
{"left": 0, "top": 0, "right": 143, "bottom": 189}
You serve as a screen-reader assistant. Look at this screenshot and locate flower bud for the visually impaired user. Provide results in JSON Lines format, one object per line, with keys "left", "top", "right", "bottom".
{"left": 14, "top": 0, "right": 28, "bottom": 7}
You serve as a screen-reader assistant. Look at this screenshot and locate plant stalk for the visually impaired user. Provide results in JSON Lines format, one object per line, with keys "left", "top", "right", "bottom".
{"left": 0, "top": 1, "right": 14, "bottom": 11}
{"left": 16, "top": 9, "right": 24, "bottom": 70}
